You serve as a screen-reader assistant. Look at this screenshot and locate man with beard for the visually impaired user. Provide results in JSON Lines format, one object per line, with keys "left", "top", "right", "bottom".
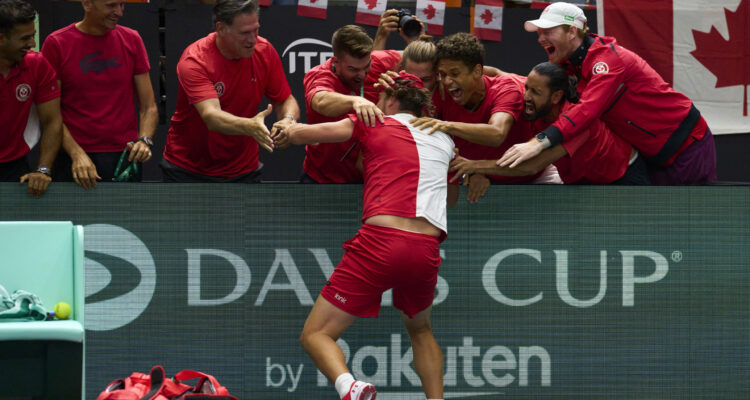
{"left": 499, "top": 2, "right": 715, "bottom": 185}
{"left": 410, "top": 32, "right": 560, "bottom": 205}
{"left": 0, "top": 0, "right": 62, "bottom": 197}
{"left": 450, "top": 62, "right": 650, "bottom": 185}
{"left": 301, "top": 24, "right": 400, "bottom": 183}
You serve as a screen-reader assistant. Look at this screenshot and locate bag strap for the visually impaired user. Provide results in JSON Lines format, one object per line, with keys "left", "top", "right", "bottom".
{"left": 173, "top": 370, "right": 230, "bottom": 395}
{"left": 143, "top": 365, "right": 167, "bottom": 400}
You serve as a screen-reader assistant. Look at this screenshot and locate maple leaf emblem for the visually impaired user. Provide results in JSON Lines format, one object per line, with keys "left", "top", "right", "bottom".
{"left": 310, "top": 0, "right": 317, "bottom": 3}
{"left": 423, "top": 4, "right": 436, "bottom": 20}
{"left": 365, "top": 0, "right": 378, "bottom": 10}
{"left": 480, "top": 9, "right": 494, "bottom": 25}
{"left": 690, "top": 0, "right": 750, "bottom": 116}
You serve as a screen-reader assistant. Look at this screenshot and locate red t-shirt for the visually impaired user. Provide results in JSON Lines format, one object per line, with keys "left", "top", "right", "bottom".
{"left": 433, "top": 74, "right": 541, "bottom": 184}
{"left": 522, "top": 102, "right": 632, "bottom": 184}
{"left": 302, "top": 50, "right": 401, "bottom": 183}
{"left": 0, "top": 51, "right": 60, "bottom": 163}
{"left": 164, "top": 33, "right": 292, "bottom": 177}
{"left": 41, "top": 24, "right": 150, "bottom": 152}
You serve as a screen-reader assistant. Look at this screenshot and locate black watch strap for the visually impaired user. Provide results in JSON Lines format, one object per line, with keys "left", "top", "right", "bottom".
{"left": 137, "top": 136, "right": 154, "bottom": 147}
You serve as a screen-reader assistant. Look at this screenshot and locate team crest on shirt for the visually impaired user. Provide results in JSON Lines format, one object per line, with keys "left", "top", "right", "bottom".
{"left": 592, "top": 62, "right": 609, "bottom": 75}
{"left": 214, "top": 82, "right": 225, "bottom": 98}
{"left": 15, "top": 83, "right": 31, "bottom": 101}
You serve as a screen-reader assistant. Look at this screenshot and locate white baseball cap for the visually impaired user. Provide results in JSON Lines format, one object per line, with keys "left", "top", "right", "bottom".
{"left": 524, "top": 2, "right": 587, "bottom": 32}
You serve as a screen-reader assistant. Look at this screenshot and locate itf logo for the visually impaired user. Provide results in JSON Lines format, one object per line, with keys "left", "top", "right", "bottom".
{"left": 281, "top": 38, "right": 333, "bottom": 75}
{"left": 84, "top": 224, "right": 156, "bottom": 331}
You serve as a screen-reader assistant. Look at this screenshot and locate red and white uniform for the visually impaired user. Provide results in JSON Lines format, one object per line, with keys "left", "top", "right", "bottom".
{"left": 0, "top": 51, "right": 60, "bottom": 163}
{"left": 164, "top": 33, "right": 291, "bottom": 177}
{"left": 433, "top": 74, "right": 542, "bottom": 184}
{"left": 41, "top": 24, "right": 149, "bottom": 152}
{"left": 355, "top": 113, "right": 454, "bottom": 235}
{"left": 302, "top": 50, "right": 401, "bottom": 183}
{"left": 523, "top": 102, "right": 631, "bottom": 184}
{"left": 320, "top": 113, "right": 454, "bottom": 318}
{"left": 547, "top": 33, "right": 707, "bottom": 165}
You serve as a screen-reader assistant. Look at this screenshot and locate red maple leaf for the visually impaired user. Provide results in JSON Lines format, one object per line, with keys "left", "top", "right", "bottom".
{"left": 480, "top": 9, "right": 494, "bottom": 25}
{"left": 423, "top": 4, "right": 436, "bottom": 20}
{"left": 365, "top": 0, "right": 378, "bottom": 10}
{"left": 310, "top": 0, "right": 317, "bottom": 3}
{"left": 691, "top": 0, "right": 750, "bottom": 116}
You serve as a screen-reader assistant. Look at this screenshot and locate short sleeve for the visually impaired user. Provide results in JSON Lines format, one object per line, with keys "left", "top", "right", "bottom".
{"left": 177, "top": 56, "right": 219, "bottom": 105}
{"left": 261, "top": 43, "right": 292, "bottom": 103}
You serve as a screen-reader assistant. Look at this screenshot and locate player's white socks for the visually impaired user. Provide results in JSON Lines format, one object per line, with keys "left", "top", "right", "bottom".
{"left": 335, "top": 372, "right": 356, "bottom": 399}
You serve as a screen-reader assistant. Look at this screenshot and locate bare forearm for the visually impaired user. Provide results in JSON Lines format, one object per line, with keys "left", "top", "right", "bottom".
{"left": 138, "top": 102, "right": 158, "bottom": 139}
{"left": 274, "top": 96, "right": 300, "bottom": 121}
{"left": 61, "top": 124, "right": 85, "bottom": 157}
{"left": 311, "top": 92, "right": 357, "bottom": 118}
{"left": 444, "top": 122, "right": 506, "bottom": 147}
{"left": 203, "top": 109, "right": 254, "bottom": 136}
{"left": 38, "top": 117, "right": 62, "bottom": 168}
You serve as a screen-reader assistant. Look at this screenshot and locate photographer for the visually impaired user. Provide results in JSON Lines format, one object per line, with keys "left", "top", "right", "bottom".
{"left": 373, "top": 8, "right": 425, "bottom": 51}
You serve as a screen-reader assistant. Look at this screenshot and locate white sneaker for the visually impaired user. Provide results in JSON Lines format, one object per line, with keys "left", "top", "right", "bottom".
{"left": 341, "top": 380, "right": 377, "bottom": 400}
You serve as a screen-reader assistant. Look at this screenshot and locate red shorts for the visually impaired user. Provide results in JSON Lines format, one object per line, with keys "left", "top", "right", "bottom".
{"left": 320, "top": 224, "right": 441, "bottom": 318}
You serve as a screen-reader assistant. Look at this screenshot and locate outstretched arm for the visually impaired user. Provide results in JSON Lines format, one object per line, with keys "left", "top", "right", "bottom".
{"left": 286, "top": 118, "right": 356, "bottom": 146}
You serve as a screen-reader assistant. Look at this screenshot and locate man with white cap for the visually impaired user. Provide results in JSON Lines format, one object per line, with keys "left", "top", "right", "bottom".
{"left": 498, "top": 2, "right": 716, "bottom": 185}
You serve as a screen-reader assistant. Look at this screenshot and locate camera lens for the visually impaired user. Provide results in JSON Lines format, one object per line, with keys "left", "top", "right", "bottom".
{"left": 397, "top": 10, "right": 421, "bottom": 38}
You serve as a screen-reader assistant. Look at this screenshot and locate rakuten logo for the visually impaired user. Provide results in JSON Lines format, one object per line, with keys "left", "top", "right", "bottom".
{"left": 281, "top": 38, "right": 333, "bottom": 74}
{"left": 84, "top": 224, "right": 156, "bottom": 331}
{"left": 265, "top": 334, "right": 550, "bottom": 395}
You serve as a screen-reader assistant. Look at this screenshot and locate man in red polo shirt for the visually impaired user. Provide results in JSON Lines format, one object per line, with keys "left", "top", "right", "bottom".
{"left": 161, "top": 0, "right": 299, "bottom": 182}
{"left": 0, "top": 0, "right": 62, "bottom": 197}
{"left": 500, "top": 2, "right": 716, "bottom": 185}
{"left": 411, "top": 33, "right": 560, "bottom": 204}
{"left": 301, "top": 24, "right": 400, "bottom": 183}
{"left": 450, "top": 62, "right": 651, "bottom": 185}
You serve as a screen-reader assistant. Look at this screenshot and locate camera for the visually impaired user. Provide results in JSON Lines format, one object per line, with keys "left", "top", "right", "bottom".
{"left": 396, "top": 8, "right": 422, "bottom": 38}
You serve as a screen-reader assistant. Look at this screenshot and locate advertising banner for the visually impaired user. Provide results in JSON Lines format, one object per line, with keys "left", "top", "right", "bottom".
{"left": 2, "top": 183, "right": 749, "bottom": 398}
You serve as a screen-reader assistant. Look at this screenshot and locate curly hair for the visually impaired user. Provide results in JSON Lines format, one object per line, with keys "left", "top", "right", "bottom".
{"left": 436, "top": 32, "right": 484, "bottom": 70}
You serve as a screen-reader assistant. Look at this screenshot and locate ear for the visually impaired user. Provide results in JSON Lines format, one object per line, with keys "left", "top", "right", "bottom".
{"left": 472, "top": 63, "right": 483, "bottom": 77}
{"left": 551, "top": 89, "right": 564, "bottom": 105}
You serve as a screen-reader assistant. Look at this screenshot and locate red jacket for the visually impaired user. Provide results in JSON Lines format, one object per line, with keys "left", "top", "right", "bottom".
{"left": 542, "top": 34, "right": 706, "bottom": 164}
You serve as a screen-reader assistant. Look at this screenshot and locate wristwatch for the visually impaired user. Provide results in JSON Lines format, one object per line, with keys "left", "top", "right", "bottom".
{"left": 535, "top": 132, "right": 551, "bottom": 149}
{"left": 137, "top": 136, "right": 154, "bottom": 147}
{"left": 36, "top": 166, "right": 51, "bottom": 176}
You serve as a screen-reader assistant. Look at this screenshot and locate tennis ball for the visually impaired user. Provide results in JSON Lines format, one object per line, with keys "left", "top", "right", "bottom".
{"left": 54, "top": 302, "right": 71, "bottom": 320}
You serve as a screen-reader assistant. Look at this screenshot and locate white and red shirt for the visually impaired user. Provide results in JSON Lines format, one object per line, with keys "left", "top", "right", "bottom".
{"left": 433, "top": 73, "right": 541, "bottom": 184}
{"left": 0, "top": 51, "right": 60, "bottom": 163}
{"left": 164, "top": 33, "right": 292, "bottom": 177}
{"left": 41, "top": 24, "right": 150, "bottom": 152}
{"left": 350, "top": 113, "right": 454, "bottom": 237}
{"left": 303, "top": 50, "right": 401, "bottom": 183}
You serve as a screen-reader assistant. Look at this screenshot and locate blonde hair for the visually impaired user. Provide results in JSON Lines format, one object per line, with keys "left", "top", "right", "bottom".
{"left": 399, "top": 38, "right": 437, "bottom": 70}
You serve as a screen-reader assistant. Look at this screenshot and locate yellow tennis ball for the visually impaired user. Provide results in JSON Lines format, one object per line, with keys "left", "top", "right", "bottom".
{"left": 54, "top": 302, "right": 71, "bottom": 320}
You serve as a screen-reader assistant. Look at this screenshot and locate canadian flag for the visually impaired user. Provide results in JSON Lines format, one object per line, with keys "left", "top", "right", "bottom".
{"left": 355, "top": 0, "right": 386, "bottom": 26}
{"left": 599, "top": 0, "right": 749, "bottom": 134}
{"left": 473, "top": 0, "right": 503, "bottom": 42}
{"left": 416, "top": 0, "right": 446, "bottom": 36}
{"left": 297, "top": 0, "right": 328, "bottom": 20}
